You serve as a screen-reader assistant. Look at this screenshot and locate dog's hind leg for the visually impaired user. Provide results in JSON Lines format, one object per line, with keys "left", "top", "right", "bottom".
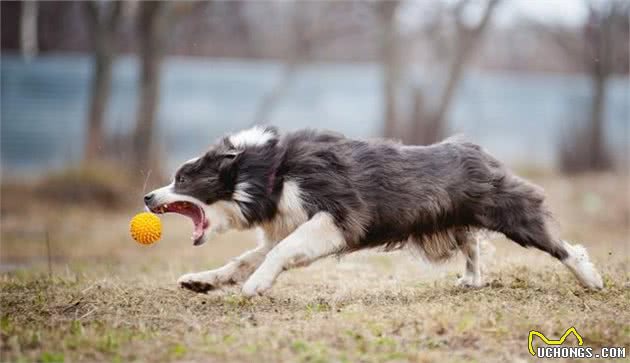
{"left": 178, "top": 230, "right": 274, "bottom": 293}
{"left": 481, "top": 177, "right": 603, "bottom": 289}
{"left": 455, "top": 229, "right": 484, "bottom": 288}
{"left": 500, "top": 222, "right": 602, "bottom": 290}
{"left": 242, "top": 212, "right": 345, "bottom": 297}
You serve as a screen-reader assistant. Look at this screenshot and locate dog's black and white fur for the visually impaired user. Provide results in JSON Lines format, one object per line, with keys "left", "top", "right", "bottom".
{"left": 144, "top": 126, "right": 603, "bottom": 296}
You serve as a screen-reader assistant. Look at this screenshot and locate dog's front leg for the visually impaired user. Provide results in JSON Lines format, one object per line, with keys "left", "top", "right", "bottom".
{"left": 242, "top": 213, "right": 345, "bottom": 297}
{"left": 178, "top": 231, "right": 274, "bottom": 293}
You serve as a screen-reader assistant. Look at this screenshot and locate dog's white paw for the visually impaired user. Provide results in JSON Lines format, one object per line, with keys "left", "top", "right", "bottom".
{"left": 562, "top": 242, "right": 604, "bottom": 290}
{"left": 456, "top": 274, "right": 484, "bottom": 288}
{"left": 242, "top": 277, "right": 272, "bottom": 297}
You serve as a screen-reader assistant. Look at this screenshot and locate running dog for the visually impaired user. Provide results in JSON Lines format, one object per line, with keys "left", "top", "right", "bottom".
{"left": 144, "top": 126, "right": 603, "bottom": 296}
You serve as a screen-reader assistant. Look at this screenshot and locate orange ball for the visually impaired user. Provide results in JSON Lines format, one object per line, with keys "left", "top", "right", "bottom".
{"left": 130, "top": 212, "right": 162, "bottom": 245}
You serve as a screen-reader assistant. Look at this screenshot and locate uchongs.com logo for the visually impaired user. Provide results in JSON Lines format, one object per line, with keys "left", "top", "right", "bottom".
{"left": 528, "top": 327, "right": 626, "bottom": 359}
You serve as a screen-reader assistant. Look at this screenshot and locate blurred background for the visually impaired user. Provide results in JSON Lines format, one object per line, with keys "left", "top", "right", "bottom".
{"left": 0, "top": 0, "right": 628, "bottom": 271}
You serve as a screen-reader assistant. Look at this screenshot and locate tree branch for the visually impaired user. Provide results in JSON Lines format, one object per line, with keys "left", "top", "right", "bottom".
{"left": 432, "top": 0, "right": 500, "bottom": 127}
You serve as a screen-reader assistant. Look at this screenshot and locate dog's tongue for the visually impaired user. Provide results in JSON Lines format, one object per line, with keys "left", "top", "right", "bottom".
{"left": 192, "top": 220, "right": 209, "bottom": 246}
{"left": 154, "top": 201, "right": 208, "bottom": 245}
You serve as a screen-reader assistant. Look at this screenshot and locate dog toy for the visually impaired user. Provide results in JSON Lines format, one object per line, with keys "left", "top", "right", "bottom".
{"left": 130, "top": 212, "right": 162, "bottom": 245}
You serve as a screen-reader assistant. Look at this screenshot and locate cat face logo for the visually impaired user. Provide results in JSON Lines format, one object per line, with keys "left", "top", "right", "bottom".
{"left": 528, "top": 327, "right": 583, "bottom": 356}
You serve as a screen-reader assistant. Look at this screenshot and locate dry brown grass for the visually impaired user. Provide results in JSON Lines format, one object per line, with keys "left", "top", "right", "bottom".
{"left": 1, "top": 173, "right": 629, "bottom": 362}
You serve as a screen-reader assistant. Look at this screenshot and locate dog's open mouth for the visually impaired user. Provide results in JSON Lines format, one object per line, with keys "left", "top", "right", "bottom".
{"left": 150, "top": 201, "right": 209, "bottom": 245}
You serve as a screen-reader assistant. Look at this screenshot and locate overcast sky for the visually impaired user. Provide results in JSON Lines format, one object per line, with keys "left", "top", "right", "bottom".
{"left": 496, "top": 0, "right": 587, "bottom": 26}
{"left": 399, "top": 0, "right": 588, "bottom": 30}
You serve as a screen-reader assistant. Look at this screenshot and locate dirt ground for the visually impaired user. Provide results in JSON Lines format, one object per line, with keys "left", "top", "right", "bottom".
{"left": 1, "top": 173, "right": 629, "bottom": 362}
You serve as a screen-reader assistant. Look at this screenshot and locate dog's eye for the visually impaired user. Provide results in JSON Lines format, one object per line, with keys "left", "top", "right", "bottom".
{"left": 176, "top": 175, "right": 186, "bottom": 184}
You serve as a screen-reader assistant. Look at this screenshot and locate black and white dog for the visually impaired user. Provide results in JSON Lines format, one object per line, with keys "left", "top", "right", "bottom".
{"left": 144, "top": 126, "right": 603, "bottom": 296}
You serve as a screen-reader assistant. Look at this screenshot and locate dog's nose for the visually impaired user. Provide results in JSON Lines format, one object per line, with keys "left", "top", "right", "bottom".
{"left": 144, "top": 193, "right": 155, "bottom": 204}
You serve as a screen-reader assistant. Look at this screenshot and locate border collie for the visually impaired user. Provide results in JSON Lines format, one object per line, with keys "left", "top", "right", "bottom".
{"left": 144, "top": 126, "right": 603, "bottom": 296}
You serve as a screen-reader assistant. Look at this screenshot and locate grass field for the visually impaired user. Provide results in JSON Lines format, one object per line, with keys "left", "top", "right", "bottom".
{"left": 1, "top": 173, "right": 629, "bottom": 362}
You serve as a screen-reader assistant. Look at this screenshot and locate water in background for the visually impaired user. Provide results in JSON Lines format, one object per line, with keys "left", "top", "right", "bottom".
{"left": 1, "top": 54, "right": 628, "bottom": 175}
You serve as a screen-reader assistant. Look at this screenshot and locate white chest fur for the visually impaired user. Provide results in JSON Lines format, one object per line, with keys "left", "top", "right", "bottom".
{"left": 260, "top": 180, "right": 309, "bottom": 243}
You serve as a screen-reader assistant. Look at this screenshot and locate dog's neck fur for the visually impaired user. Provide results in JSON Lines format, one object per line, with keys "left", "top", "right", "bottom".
{"left": 266, "top": 153, "right": 282, "bottom": 195}
{"left": 233, "top": 140, "right": 285, "bottom": 225}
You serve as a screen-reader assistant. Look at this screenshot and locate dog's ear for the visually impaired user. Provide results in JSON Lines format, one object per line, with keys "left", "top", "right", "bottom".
{"left": 217, "top": 149, "right": 242, "bottom": 184}
{"left": 220, "top": 149, "right": 241, "bottom": 165}
{"left": 219, "top": 138, "right": 242, "bottom": 164}
{"left": 208, "top": 138, "right": 242, "bottom": 165}
{"left": 199, "top": 143, "right": 241, "bottom": 171}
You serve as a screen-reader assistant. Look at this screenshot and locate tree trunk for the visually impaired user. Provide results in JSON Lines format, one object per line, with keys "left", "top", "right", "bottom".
{"left": 588, "top": 72, "right": 610, "bottom": 170}
{"left": 85, "top": 49, "right": 113, "bottom": 161}
{"left": 84, "top": 1, "right": 122, "bottom": 162}
{"left": 133, "top": 48, "right": 162, "bottom": 171}
{"left": 251, "top": 62, "right": 298, "bottom": 126}
{"left": 427, "top": 45, "right": 467, "bottom": 140}
{"left": 20, "top": 0, "right": 38, "bottom": 60}
{"left": 408, "top": 89, "right": 430, "bottom": 145}
{"left": 410, "top": 0, "right": 500, "bottom": 145}
{"left": 412, "top": 45, "right": 467, "bottom": 145}
{"left": 378, "top": 1, "right": 400, "bottom": 139}
{"left": 133, "top": 2, "right": 168, "bottom": 172}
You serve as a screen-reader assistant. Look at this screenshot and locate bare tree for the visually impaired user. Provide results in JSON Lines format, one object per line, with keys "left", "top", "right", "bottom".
{"left": 251, "top": 1, "right": 369, "bottom": 126}
{"left": 250, "top": 3, "right": 304, "bottom": 126}
{"left": 131, "top": 1, "right": 202, "bottom": 172}
{"left": 376, "top": 0, "right": 401, "bottom": 139}
{"left": 20, "top": 0, "right": 38, "bottom": 60}
{"left": 83, "top": 1, "right": 123, "bottom": 162}
{"left": 551, "top": 0, "right": 629, "bottom": 172}
{"left": 409, "top": 0, "right": 500, "bottom": 145}
{"left": 132, "top": 1, "right": 168, "bottom": 172}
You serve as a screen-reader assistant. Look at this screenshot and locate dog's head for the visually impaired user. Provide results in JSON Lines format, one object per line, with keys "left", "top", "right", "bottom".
{"left": 144, "top": 126, "right": 278, "bottom": 245}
